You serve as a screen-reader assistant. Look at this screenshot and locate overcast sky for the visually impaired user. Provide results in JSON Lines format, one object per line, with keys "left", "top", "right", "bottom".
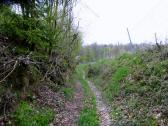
{"left": 73, "top": 0, "right": 168, "bottom": 45}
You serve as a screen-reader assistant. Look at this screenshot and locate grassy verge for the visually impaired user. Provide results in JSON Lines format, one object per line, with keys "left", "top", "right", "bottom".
{"left": 87, "top": 51, "right": 168, "bottom": 125}
{"left": 13, "top": 102, "right": 54, "bottom": 126}
{"left": 60, "top": 74, "right": 76, "bottom": 100}
{"left": 76, "top": 65, "right": 100, "bottom": 126}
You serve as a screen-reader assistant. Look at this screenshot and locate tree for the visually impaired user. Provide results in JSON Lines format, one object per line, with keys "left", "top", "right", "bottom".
{"left": 0, "top": 0, "right": 81, "bottom": 87}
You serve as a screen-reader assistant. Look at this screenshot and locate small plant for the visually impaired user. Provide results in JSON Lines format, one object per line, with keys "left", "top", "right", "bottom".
{"left": 61, "top": 87, "right": 74, "bottom": 100}
{"left": 78, "top": 105, "right": 99, "bottom": 126}
{"left": 14, "top": 102, "right": 54, "bottom": 126}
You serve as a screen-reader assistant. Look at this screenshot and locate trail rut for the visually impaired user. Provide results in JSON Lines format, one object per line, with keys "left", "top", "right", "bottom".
{"left": 88, "top": 81, "right": 112, "bottom": 126}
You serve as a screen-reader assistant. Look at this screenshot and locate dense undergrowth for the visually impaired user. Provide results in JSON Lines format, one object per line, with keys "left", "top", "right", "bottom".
{"left": 76, "top": 65, "right": 100, "bottom": 126}
{"left": 87, "top": 46, "right": 168, "bottom": 125}
{"left": 0, "top": 1, "right": 81, "bottom": 125}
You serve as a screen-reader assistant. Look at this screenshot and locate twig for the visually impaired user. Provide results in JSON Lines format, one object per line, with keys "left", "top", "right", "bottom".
{"left": 0, "top": 60, "right": 18, "bottom": 83}
{"left": 41, "top": 63, "right": 54, "bottom": 81}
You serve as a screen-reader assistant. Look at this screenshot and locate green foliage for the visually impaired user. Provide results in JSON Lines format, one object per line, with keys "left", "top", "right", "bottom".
{"left": 104, "top": 66, "right": 130, "bottom": 101}
{"left": 113, "top": 66, "right": 130, "bottom": 82}
{"left": 87, "top": 54, "right": 134, "bottom": 101}
{"left": 0, "top": 7, "right": 53, "bottom": 47}
{"left": 61, "top": 87, "right": 74, "bottom": 100}
{"left": 0, "top": 1, "right": 81, "bottom": 87}
{"left": 78, "top": 104, "right": 99, "bottom": 126}
{"left": 14, "top": 102, "right": 54, "bottom": 126}
{"left": 87, "top": 50, "right": 168, "bottom": 125}
{"left": 0, "top": 1, "right": 81, "bottom": 125}
{"left": 87, "top": 65, "right": 100, "bottom": 78}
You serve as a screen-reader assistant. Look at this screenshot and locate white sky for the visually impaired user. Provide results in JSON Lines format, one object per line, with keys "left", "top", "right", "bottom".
{"left": 73, "top": 0, "right": 168, "bottom": 45}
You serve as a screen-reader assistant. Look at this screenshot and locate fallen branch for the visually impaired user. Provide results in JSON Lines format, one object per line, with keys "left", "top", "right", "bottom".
{"left": 0, "top": 60, "right": 18, "bottom": 83}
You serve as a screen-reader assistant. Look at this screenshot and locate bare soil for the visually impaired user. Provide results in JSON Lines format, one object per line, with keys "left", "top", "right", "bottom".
{"left": 38, "top": 80, "right": 112, "bottom": 126}
{"left": 51, "top": 82, "right": 84, "bottom": 126}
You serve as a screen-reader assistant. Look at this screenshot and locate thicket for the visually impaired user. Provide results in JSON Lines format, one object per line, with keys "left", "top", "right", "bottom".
{"left": 0, "top": 0, "right": 81, "bottom": 124}
{"left": 87, "top": 46, "right": 168, "bottom": 125}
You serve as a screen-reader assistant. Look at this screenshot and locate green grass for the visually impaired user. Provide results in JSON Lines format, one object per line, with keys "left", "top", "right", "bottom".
{"left": 87, "top": 51, "right": 168, "bottom": 125}
{"left": 61, "top": 87, "right": 74, "bottom": 100}
{"left": 13, "top": 102, "right": 54, "bottom": 126}
{"left": 76, "top": 65, "right": 100, "bottom": 126}
{"left": 105, "top": 66, "right": 131, "bottom": 100}
{"left": 88, "top": 55, "right": 133, "bottom": 102}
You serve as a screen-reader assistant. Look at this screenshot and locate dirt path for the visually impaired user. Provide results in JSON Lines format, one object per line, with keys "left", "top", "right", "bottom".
{"left": 88, "top": 81, "right": 112, "bottom": 126}
{"left": 39, "top": 75, "right": 112, "bottom": 125}
{"left": 51, "top": 82, "right": 84, "bottom": 126}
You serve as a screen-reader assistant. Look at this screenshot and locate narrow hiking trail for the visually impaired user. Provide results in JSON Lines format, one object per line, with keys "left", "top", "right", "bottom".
{"left": 88, "top": 81, "right": 112, "bottom": 126}
{"left": 48, "top": 66, "right": 112, "bottom": 126}
{"left": 51, "top": 82, "right": 84, "bottom": 126}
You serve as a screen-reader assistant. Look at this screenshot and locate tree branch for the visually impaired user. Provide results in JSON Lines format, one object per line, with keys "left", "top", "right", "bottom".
{"left": 0, "top": 60, "right": 18, "bottom": 83}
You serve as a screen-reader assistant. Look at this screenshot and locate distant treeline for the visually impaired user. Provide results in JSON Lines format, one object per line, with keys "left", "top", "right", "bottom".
{"left": 79, "top": 43, "right": 153, "bottom": 62}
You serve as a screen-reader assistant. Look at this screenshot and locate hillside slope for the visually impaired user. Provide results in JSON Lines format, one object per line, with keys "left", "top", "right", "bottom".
{"left": 0, "top": 2, "right": 81, "bottom": 125}
{"left": 87, "top": 46, "right": 168, "bottom": 125}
